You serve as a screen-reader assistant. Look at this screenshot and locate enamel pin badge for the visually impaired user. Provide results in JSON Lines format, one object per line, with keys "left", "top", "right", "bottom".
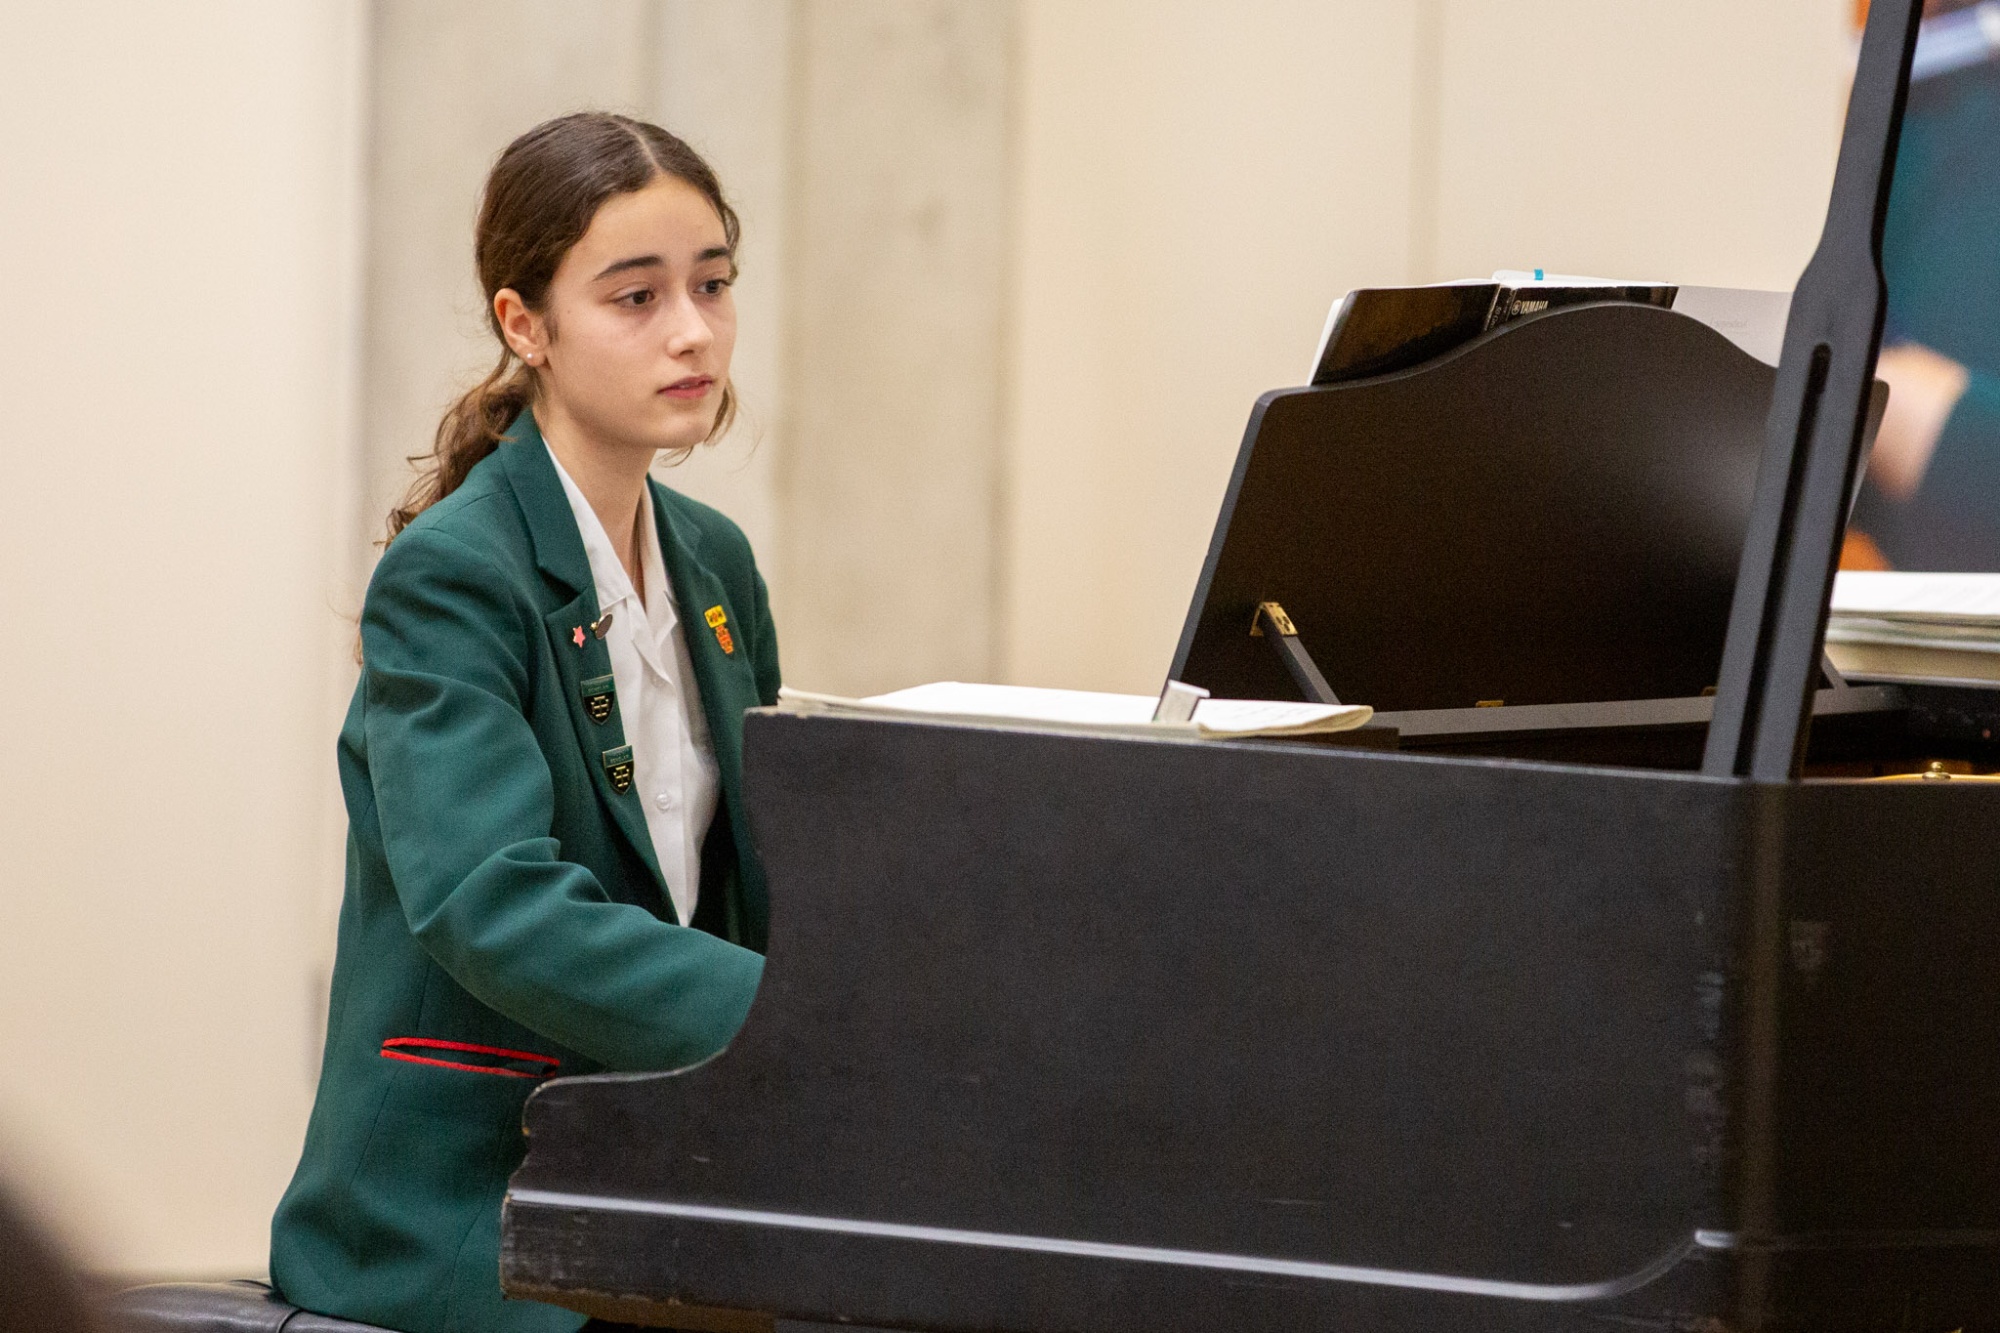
{"left": 601, "top": 745, "right": 635, "bottom": 794}
{"left": 705, "top": 605, "right": 734, "bottom": 655}
{"left": 581, "top": 674, "right": 615, "bottom": 724}
{"left": 590, "top": 611, "right": 614, "bottom": 640}
{"left": 571, "top": 625, "right": 586, "bottom": 648}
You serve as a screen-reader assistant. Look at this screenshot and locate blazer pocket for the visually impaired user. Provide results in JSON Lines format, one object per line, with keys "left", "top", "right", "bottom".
{"left": 379, "top": 1036, "right": 560, "bottom": 1080}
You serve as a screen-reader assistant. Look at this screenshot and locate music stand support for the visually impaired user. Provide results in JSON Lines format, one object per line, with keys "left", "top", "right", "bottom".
{"left": 1702, "top": 0, "right": 1923, "bottom": 780}
{"left": 1251, "top": 601, "right": 1341, "bottom": 705}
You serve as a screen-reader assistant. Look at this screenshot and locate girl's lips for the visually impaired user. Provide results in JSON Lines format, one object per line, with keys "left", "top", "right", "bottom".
{"left": 660, "top": 377, "right": 714, "bottom": 400}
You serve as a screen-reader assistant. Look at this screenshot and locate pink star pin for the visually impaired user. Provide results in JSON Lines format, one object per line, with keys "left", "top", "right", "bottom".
{"left": 571, "top": 626, "right": 586, "bottom": 648}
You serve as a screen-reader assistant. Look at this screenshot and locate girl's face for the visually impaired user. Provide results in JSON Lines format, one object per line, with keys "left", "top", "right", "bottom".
{"left": 501, "top": 175, "right": 737, "bottom": 457}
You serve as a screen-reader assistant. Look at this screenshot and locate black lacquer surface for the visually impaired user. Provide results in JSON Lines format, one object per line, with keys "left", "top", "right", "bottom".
{"left": 507, "top": 713, "right": 2000, "bottom": 1332}
{"left": 1172, "top": 303, "right": 1772, "bottom": 713}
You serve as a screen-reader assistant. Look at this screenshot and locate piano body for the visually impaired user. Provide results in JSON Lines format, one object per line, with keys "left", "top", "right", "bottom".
{"left": 503, "top": 5, "right": 2000, "bottom": 1329}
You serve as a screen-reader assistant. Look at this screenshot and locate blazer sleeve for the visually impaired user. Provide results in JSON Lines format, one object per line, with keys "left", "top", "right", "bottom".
{"left": 358, "top": 525, "right": 764, "bottom": 1072}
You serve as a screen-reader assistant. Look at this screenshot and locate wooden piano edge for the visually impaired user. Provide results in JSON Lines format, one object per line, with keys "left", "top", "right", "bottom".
{"left": 503, "top": 1193, "right": 2000, "bottom": 1333}
{"left": 1379, "top": 683, "right": 1905, "bottom": 744}
{"left": 502, "top": 1281, "right": 772, "bottom": 1333}
{"left": 498, "top": 1176, "right": 1727, "bottom": 1332}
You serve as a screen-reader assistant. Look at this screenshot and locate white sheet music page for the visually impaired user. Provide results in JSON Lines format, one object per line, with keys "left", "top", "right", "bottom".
{"left": 1830, "top": 571, "right": 2000, "bottom": 627}
{"left": 1824, "top": 572, "right": 2000, "bottom": 683}
{"left": 778, "top": 682, "right": 1371, "bottom": 740}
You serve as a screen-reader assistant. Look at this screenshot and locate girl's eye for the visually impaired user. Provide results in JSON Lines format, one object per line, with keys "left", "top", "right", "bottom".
{"left": 619, "top": 288, "right": 654, "bottom": 307}
{"left": 698, "top": 276, "right": 733, "bottom": 296}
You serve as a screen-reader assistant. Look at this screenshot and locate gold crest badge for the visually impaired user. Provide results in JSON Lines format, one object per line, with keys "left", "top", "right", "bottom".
{"left": 601, "top": 745, "right": 635, "bottom": 794}
{"left": 705, "top": 604, "right": 735, "bottom": 655}
{"left": 581, "top": 674, "right": 615, "bottom": 724}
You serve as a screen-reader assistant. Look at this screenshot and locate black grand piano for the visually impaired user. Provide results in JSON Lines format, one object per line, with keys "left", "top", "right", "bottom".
{"left": 502, "top": 6, "right": 2000, "bottom": 1329}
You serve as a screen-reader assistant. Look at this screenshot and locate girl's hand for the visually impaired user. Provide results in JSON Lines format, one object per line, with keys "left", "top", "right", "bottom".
{"left": 1870, "top": 342, "right": 1970, "bottom": 501}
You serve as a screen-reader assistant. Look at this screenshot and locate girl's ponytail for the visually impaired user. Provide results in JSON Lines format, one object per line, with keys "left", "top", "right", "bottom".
{"left": 385, "top": 352, "right": 533, "bottom": 544}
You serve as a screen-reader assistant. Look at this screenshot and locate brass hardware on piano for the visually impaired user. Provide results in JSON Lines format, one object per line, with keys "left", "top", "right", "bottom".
{"left": 1247, "top": 600, "right": 1297, "bottom": 636}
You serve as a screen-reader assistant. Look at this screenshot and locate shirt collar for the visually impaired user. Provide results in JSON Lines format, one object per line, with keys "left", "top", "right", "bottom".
{"left": 545, "top": 444, "right": 680, "bottom": 631}
{"left": 546, "top": 443, "right": 640, "bottom": 617}
{"left": 635, "top": 480, "right": 679, "bottom": 624}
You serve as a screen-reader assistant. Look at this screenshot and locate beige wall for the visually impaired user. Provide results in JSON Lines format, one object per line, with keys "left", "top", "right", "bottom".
{"left": 653, "top": 0, "right": 796, "bottom": 563}
{"left": 352, "top": 0, "right": 1853, "bottom": 702}
{"left": 365, "top": 0, "right": 1018, "bottom": 699}
{"left": 0, "top": 0, "right": 1854, "bottom": 1279}
{"left": 1003, "top": 2, "right": 1430, "bottom": 693}
{"left": 1430, "top": 2, "right": 1852, "bottom": 287}
{"left": 0, "top": 0, "right": 366, "bottom": 1275}
{"left": 1001, "top": 0, "right": 1852, "bottom": 695}
{"left": 363, "top": 0, "right": 796, "bottom": 568}
{"left": 775, "top": 0, "right": 1018, "bottom": 693}
{"left": 361, "top": 0, "right": 659, "bottom": 551}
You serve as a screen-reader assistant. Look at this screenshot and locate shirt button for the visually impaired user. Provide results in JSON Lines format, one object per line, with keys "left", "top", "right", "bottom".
{"left": 654, "top": 792, "right": 674, "bottom": 812}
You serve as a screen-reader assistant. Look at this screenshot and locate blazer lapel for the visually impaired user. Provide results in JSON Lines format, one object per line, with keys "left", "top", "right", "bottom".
{"left": 652, "top": 484, "right": 765, "bottom": 944}
{"left": 651, "top": 481, "right": 759, "bottom": 788}
{"left": 497, "top": 413, "right": 593, "bottom": 595}
{"left": 540, "top": 597, "right": 669, "bottom": 899}
{"left": 498, "top": 416, "right": 669, "bottom": 901}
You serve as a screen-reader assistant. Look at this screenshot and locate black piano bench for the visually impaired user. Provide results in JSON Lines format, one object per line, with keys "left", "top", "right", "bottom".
{"left": 105, "top": 1282, "right": 397, "bottom": 1333}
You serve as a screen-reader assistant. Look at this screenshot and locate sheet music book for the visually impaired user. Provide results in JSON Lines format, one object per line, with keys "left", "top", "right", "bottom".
{"left": 1309, "top": 274, "right": 1675, "bottom": 385}
{"left": 1309, "top": 273, "right": 1791, "bottom": 385}
{"left": 1824, "top": 570, "right": 2000, "bottom": 683}
{"left": 778, "top": 683, "right": 1372, "bottom": 740}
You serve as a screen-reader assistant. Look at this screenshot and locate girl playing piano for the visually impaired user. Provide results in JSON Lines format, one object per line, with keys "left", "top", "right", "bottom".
{"left": 269, "top": 113, "right": 778, "bottom": 1333}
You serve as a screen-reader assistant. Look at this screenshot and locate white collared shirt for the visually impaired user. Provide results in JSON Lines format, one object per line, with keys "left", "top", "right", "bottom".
{"left": 548, "top": 445, "right": 720, "bottom": 927}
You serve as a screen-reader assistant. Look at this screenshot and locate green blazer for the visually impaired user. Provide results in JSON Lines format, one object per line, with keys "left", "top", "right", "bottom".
{"left": 270, "top": 414, "right": 778, "bottom": 1333}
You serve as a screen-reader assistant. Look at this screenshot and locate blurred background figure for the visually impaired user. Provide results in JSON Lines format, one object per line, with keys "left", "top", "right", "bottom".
{"left": 1850, "top": 0, "right": 2000, "bottom": 568}
{"left": 0, "top": 1174, "right": 102, "bottom": 1333}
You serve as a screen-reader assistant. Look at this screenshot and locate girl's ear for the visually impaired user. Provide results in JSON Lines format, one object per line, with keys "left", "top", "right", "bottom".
{"left": 494, "top": 288, "right": 549, "bottom": 365}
